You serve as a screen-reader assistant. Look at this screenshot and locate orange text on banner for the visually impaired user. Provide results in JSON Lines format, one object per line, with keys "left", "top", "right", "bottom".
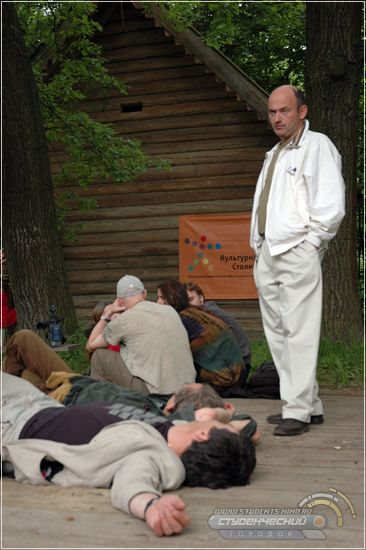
{"left": 179, "top": 213, "right": 258, "bottom": 299}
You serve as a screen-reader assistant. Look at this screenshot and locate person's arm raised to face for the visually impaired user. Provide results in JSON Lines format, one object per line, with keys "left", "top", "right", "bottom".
{"left": 86, "top": 299, "right": 125, "bottom": 352}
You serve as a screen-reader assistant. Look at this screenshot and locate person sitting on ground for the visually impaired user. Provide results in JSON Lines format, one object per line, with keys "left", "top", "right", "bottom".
{"left": 3, "top": 330, "right": 260, "bottom": 435}
{"left": 1, "top": 251, "right": 17, "bottom": 344}
{"left": 185, "top": 282, "right": 252, "bottom": 376}
{"left": 84, "top": 300, "right": 121, "bottom": 359}
{"left": 157, "top": 280, "right": 247, "bottom": 397}
{"left": 1, "top": 279, "right": 17, "bottom": 338}
{"left": 86, "top": 274, "right": 196, "bottom": 394}
{"left": 2, "top": 373, "right": 257, "bottom": 537}
{"left": 4, "top": 329, "right": 72, "bottom": 392}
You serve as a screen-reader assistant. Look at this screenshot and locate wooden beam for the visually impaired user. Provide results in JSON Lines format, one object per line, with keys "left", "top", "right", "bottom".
{"left": 135, "top": 3, "right": 269, "bottom": 119}
{"left": 64, "top": 200, "right": 251, "bottom": 222}
{"left": 56, "top": 175, "right": 258, "bottom": 196}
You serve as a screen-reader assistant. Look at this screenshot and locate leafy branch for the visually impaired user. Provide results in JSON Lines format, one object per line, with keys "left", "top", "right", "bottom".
{"left": 16, "top": 1, "right": 170, "bottom": 236}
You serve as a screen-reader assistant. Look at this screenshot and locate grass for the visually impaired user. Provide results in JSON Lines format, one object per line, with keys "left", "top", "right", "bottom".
{"left": 316, "top": 338, "right": 364, "bottom": 387}
{"left": 251, "top": 338, "right": 364, "bottom": 388}
{"left": 60, "top": 327, "right": 364, "bottom": 388}
{"left": 58, "top": 327, "right": 90, "bottom": 374}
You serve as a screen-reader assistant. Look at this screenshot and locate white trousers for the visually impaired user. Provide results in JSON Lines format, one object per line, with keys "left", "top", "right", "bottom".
{"left": 254, "top": 240, "right": 324, "bottom": 422}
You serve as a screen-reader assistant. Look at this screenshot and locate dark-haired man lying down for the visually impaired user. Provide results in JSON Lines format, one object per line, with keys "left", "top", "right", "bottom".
{"left": 2, "top": 373, "right": 257, "bottom": 537}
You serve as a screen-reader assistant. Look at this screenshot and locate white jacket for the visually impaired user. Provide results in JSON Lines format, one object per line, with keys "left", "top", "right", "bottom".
{"left": 1, "top": 373, "right": 185, "bottom": 515}
{"left": 3, "top": 420, "right": 185, "bottom": 515}
{"left": 1, "top": 372, "right": 64, "bottom": 443}
{"left": 250, "top": 120, "right": 345, "bottom": 256}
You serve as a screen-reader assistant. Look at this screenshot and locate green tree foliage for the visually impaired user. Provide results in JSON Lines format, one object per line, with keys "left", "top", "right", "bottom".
{"left": 16, "top": 2, "right": 167, "bottom": 232}
{"left": 157, "top": 1, "right": 305, "bottom": 91}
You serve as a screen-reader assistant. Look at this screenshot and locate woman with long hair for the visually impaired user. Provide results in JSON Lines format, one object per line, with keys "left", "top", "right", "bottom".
{"left": 185, "top": 282, "right": 251, "bottom": 371}
{"left": 157, "top": 280, "right": 246, "bottom": 396}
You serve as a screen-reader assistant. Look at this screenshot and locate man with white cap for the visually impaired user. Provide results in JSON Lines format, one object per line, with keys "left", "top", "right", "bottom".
{"left": 87, "top": 274, "right": 196, "bottom": 394}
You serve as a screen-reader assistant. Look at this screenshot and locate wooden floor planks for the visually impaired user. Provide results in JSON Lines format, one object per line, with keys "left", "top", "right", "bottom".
{"left": 2, "top": 388, "right": 364, "bottom": 549}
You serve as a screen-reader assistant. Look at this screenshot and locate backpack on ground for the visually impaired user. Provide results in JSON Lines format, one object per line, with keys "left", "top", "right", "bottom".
{"left": 244, "top": 360, "right": 280, "bottom": 399}
{"left": 222, "top": 360, "right": 280, "bottom": 399}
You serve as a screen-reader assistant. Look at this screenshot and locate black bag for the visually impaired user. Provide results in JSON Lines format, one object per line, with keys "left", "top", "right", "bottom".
{"left": 223, "top": 360, "right": 280, "bottom": 399}
{"left": 245, "top": 360, "right": 280, "bottom": 399}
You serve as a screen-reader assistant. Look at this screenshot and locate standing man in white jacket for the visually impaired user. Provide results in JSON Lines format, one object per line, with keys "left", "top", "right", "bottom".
{"left": 250, "top": 85, "right": 345, "bottom": 436}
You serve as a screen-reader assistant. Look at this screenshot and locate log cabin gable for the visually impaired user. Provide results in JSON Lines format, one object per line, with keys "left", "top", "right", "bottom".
{"left": 57, "top": 1, "right": 275, "bottom": 337}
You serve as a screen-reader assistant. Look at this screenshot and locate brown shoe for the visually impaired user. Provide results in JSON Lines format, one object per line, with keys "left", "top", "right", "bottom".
{"left": 273, "top": 419, "right": 310, "bottom": 436}
{"left": 267, "top": 413, "right": 324, "bottom": 425}
{"left": 266, "top": 413, "right": 283, "bottom": 424}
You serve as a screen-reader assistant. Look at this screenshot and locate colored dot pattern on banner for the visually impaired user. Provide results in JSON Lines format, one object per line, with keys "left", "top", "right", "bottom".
{"left": 184, "top": 235, "right": 222, "bottom": 272}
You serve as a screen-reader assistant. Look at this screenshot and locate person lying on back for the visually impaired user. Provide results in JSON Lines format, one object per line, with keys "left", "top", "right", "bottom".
{"left": 3, "top": 330, "right": 259, "bottom": 436}
{"left": 2, "top": 373, "right": 257, "bottom": 537}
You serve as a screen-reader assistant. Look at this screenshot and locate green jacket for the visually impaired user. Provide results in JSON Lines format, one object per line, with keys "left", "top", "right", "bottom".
{"left": 62, "top": 375, "right": 195, "bottom": 421}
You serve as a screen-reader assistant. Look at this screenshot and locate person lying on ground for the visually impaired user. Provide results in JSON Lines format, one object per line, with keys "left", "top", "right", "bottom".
{"left": 3, "top": 329, "right": 259, "bottom": 437}
{"left": 46, "top": 372, "right": 237, "bottom": 421}
{"left": 86, "top": 274, "right": 196, "bottom": 393}
{"left": 2, "top": 329, "right": 233, "bottom": 419}
{"left": 46, "top": 372, "right": 259, "bottom": 442}
{"left": 157, "top": 280, "right": 247, "bottom": 397}
{"left": 2, "top": 373, "right": 257, "bottom": 537}
{"left": 3, "top": 329, "right": 72, "bottom": 392}
{"left": 185, "top": 282, "right": 251, "bottom": 374}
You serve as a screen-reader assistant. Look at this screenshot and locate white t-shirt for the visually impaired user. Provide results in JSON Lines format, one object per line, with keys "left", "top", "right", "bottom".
{"left": 104, "top": 300, "right": 196, "bottom": 393}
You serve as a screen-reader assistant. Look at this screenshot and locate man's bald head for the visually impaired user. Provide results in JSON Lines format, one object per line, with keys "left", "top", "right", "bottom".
{"left": 270, "top": 85, "right": 306, "bottom": 109}
{"left": 268, "top": 85, "right": 308, "bottom": 142}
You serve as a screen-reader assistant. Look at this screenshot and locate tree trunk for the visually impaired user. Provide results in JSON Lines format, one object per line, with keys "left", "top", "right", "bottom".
{"left": 2, "top": 3, "right": 77, "bottom": 335}
{"left": 305, "top": 2, "right": 363, "bottom": 342}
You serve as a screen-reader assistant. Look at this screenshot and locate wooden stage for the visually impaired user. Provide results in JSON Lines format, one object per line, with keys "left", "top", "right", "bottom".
{"left": 2, "top": 387, "right": 364, "bottom": 549}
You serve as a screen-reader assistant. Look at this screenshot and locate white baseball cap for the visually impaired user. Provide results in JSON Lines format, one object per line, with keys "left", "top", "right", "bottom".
{"left": 116, "top": 274, "right": 145, "bottom": 298}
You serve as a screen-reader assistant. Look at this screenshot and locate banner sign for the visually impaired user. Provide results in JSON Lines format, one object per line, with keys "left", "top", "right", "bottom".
{"left": 179, "top": 213, "right": 258, "bottom": 299}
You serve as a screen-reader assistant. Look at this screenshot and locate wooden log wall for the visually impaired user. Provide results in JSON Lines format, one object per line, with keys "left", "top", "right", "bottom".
{"left": 51, "top": 3, "right": 276, "bottom": 339}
